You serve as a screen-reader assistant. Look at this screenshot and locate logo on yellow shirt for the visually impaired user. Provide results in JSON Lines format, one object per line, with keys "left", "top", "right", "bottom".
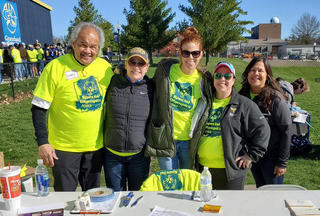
{"left": 203, "top": 107, "right": 223, "bottom": 137}
{"left": 170, "top": 82, "right": 193, "bottom": 112}
{"left": 74, "top": 76, "right": 103, "bottom": 112}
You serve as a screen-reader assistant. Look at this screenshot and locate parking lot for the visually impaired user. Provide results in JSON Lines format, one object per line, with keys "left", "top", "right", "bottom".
{"left": 242, "top": 58, "right": 320, "bottom": 67}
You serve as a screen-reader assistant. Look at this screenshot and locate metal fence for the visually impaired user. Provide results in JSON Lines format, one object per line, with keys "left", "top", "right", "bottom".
{"left": 0, "top": 61, "right": 49, "bottom": 99}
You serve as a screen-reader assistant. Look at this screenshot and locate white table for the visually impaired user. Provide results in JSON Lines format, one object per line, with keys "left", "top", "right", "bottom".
{"left": 1, "top": 190, "right": 320, "bottom": 215}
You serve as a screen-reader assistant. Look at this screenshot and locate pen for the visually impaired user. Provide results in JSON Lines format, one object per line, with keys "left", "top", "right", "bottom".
{"left": 131, "top": 195, "right": 143, "bottom": 207}
{"left": 123, "top": 192, "right": 134, "bottom": 207}
{"left": 79, "top": 210, "right": 102, "bottom": 214}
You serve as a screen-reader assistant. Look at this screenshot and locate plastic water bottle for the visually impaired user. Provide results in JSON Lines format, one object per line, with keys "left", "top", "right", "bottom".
{"left": 200, "top": 167, "right": 212, "bottom": 202}
{"left": 35, "top": 159, "right": 50, "bottom": 196}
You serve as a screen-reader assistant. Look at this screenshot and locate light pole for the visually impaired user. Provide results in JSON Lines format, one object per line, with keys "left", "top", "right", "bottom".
{"left": 116, "top": 23, "right": 121, "bottom": 62}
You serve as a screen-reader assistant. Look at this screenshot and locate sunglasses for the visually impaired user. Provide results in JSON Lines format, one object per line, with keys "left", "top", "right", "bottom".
{"left": 214, "top": 73, "right": 233, "bottom": 80}
{"left": 181, "top": 50, "right": 201, "bottom": 58}
{"left": 128, "top": 59, "right": 146, "bottom": 67}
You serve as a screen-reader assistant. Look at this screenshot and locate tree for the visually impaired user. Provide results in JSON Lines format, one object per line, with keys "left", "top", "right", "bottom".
{"left": 179, "top": 0, "right": 253, "bottom": 65}
{"left": 290, "top": 13, "right": 320, "bottom": 44}
{"left": 121, "top": 0, "right": 176, "bottom": 64}
{"left": 68, "top": 0, "right": 115, "bottom": 50}
{"left": 174, "top": 19, "right": 193, "bottom": 34}
{"left": 53, "top": 35, "right": 69, "bottom": 45}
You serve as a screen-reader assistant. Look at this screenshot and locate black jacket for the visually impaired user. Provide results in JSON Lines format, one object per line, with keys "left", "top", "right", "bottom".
{"left": 103, "top": 71, "right": 154, "bottom": 153}
{"left": 240, "top": 89, "right": 292, "bottom": 168}
{"left": 190, "top": 88, "right": 270, "bottom": 181}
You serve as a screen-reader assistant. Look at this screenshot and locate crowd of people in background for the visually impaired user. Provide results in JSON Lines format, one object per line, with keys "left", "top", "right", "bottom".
{"left": 0, "top": 41, "right": 66, "bottom": 84}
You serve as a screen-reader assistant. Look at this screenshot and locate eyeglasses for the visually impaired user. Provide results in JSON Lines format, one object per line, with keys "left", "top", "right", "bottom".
{"left": 214, "top": 73, "right": 233, "bottom": 80}
{"left": 128, "top": 59, "right": 146, "bottom": 67}
{"left": 181, "top": 50, "right": 201, "bottom": 58}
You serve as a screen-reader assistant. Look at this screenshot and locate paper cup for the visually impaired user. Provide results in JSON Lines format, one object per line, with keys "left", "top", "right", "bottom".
{"left": 0, "top": 166, "right": 21, "bottom": 211}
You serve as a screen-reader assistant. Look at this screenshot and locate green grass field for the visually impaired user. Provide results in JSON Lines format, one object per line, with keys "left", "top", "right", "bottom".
{"left": 0, "top": 57, "right": 319, "bottom": 189}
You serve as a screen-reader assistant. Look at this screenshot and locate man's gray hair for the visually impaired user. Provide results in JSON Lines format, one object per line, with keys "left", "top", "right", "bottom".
{"left": 70, "top": 22, "right": 105, "bottom": 49}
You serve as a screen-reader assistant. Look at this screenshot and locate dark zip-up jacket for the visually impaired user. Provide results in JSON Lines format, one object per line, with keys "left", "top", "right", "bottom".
{"left": 103, "top": 70, "right": 154, "bottom": 153}
{"left": 239, "top": 88, "right": 291, "bottom": 168}
{"left": 190, "top": 88, "right": 270, "bottom": 181}
{"left": 144, "top": 58, "right": 212, "bottom": 158}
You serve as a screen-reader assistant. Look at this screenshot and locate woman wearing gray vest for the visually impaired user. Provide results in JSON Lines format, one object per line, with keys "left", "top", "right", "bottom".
{"left": 103, "top": 47, "right": 154, "bottom": 191}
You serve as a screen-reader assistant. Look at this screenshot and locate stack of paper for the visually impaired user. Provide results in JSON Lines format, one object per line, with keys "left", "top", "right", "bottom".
{"left": 285, "top": 200, "right": 320, "bottom": 216}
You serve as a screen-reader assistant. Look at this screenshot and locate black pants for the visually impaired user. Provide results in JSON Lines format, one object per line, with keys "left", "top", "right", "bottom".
{"left": 52, "top": 148, "right": 103, "bottom": 191}
{"left": 199, "top": 166, "right": 247, "bottom": 190}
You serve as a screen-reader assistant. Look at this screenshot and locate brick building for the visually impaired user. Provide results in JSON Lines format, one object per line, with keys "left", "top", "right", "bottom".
{"left": 251, "top": 23, "right": 281, "bottom": 39}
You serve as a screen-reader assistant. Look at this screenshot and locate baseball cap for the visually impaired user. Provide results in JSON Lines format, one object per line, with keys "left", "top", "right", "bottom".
{"left": 214, "top": 61, "right": 236, "bottom": 76}
{"left": 127, "top": 47, "right": 149, "bottom": 64}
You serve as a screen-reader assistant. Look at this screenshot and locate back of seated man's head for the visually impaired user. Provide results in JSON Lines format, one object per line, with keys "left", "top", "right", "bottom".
{"left": 291, "top": 78, "right": 310, "bottom": 94}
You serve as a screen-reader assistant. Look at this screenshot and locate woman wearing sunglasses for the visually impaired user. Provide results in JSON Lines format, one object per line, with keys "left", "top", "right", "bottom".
{"left": 103, "top": 47, "right": 154, "bottom": 191}
{"left": 190, "top": 61, "right": 270, "bottom": 189}
{"left": 239, "top": 57, "right": 292, "bottom": 188}
{"left": 145, "top": 27, "right": 212, "bottom": 170}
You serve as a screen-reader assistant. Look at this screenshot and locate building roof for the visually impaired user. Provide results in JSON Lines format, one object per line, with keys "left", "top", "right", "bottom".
{"left": 31, "top": 0, "right": 52, "bottom": 11}
{"left": 246, "top": 39, "right": 286, "bottom": 46}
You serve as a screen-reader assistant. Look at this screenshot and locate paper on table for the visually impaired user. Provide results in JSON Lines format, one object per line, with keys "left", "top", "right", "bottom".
{"left": 289, "top": 207, "right": 320, "bottom": 216}
{"left": 285, "top": 200, "right": 316, "bottom": 208}
{"left": 19, "top": 202, "right": 65, "bottom": 214}
{"left": 71, "top": 192, "right": 121, "bottom": 214}
{"left": 149, "top": 205, "right": 195, "bottom": 216}
{"left": 285, "top": 200, "right": 320, "bottom": 216}
{"left": 293, "top": 113, "right": 308, "bottom": 123}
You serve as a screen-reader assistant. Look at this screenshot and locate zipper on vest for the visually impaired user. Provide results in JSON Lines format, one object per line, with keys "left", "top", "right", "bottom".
{"left": 125, "top": 85, "right": 133, "bottom": 150}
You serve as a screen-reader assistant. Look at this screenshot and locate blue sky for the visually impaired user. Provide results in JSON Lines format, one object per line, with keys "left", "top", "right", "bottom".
{"left": 41, "top": 0, "right": 320, "bottom": 40}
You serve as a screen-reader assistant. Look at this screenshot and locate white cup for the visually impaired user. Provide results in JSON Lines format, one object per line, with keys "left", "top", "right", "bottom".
{"left": 0, "top": 166, "right": 21, "bottom": 211}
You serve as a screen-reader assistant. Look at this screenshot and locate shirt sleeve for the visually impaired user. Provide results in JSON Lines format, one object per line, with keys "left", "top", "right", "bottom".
{"left": 100, "top": 61, "right": 114, "bottom": 90}
{"left": 33, "top": 61, "right": 57, "bottom": 103}
{"left": 272, "top": 97, "right": 292, "bottom": 167}
{"left": 31, "top": 105, "right": 48, "bottom": 146}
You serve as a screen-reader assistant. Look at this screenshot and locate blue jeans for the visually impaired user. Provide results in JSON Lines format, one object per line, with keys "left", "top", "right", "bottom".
{"left": 22, "top": 60, "right": 29, "bottom": 78}
{"left": 158, "top": 140, "right": 193, "bottom": 170}
{"left": 103, "top": 148, "right": 150, "bottom": 191}
{"left": 14, "top": 63, "right": 23, "bottom": 80}
{"left": 37, "top": 61, "right": 44, "bottom": 74}
{"left": 251, "top": 157, "right": 284, "bottom": 188}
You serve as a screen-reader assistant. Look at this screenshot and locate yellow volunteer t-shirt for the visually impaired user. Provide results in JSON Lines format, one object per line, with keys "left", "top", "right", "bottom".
{"left": 0, "top": 49, "right": 3, "bottom": 63}
{"left": 11, "top": 48, "right": 22, "bottom": 63}
{"left": 198, "top": 97, "right": 231, "bottom": 168}
{"left": 33, "top": 53, "right": 114, "bottom": 152}
{"left": 37, "top": 48, "right": 44, "bottom": 60}
{"left": 169, "top": 63, "right": 201, "bottom": 140}
{"left": 27, "top": 49, "right": 38, "bottom": 62}
{"left": 250, "top": 91, "right": 258, "bottom": 100}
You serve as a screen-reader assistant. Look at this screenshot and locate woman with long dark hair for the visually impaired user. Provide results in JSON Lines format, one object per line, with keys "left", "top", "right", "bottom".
{"left": 239, "top": 57, "right": 292, "bottom": 187}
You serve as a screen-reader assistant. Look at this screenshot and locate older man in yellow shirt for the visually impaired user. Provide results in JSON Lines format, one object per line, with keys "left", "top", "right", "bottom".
{"left": 31, "top": 22, "right": 114, "bottom": 191}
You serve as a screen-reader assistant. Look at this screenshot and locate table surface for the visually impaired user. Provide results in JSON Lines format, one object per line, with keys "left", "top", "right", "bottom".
{"left": 1, "top": 190, "right": 320, "bottom": 216}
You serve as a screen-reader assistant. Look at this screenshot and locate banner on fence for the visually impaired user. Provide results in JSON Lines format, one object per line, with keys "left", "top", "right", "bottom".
{"left": 0, "top": 0, "right": 22, "bottom": 45}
